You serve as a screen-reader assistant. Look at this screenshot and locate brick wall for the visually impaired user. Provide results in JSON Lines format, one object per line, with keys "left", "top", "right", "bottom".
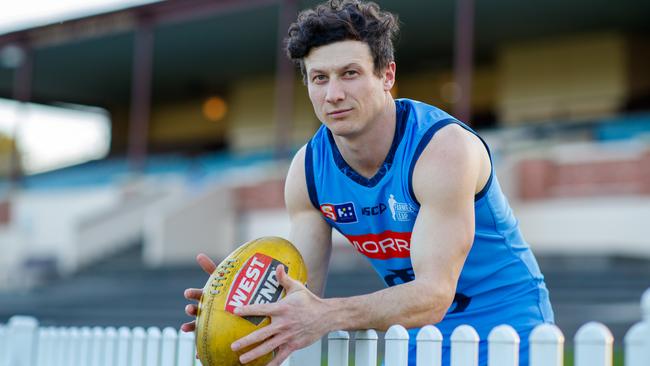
{"left": 518, "top": 151, "right": 650, "bottom": 200}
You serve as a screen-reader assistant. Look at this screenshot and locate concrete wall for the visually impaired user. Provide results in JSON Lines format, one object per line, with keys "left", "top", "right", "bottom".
{"left": 73, "top": 187, "right": 168, "bottom": 272}
{"left": 142, "top": 183, "right": 237, "bottom": 267}
{"left": 515, "top": 196, "right": 650, "bottom": 258}
{"left": 0, "top": 178, "right": 184, "bottom": 288}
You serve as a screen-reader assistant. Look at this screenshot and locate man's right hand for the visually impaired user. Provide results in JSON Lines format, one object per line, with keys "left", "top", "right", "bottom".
{"left": 181, "top": 253, "right": 217, "bottom": 332}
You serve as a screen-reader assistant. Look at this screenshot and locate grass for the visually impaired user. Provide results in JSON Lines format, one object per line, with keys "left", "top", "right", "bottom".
{"left": 564, "top": 348, "right": 624, "bottom": 366}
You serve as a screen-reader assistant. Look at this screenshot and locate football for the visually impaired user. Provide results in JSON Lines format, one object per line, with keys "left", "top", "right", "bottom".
{"left": 195, "top": 236, "right": 308, "bottom": 366}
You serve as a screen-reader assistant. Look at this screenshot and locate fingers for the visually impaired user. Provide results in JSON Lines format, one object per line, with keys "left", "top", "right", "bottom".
{"left": 267, "top": 347, "right": 293, "bottom": 366}
{"left": 184, "top": 288, "right": 203, "bottom": 301}
{"left": 234, "top": 303, "right": 278, "bottom": 318}
{"left": 180, "top": 320, "right": 196, "bottom": 332}
{"left": 196, "top": 253, "right": 217, "bottom": 274}
{"left": 238, "top": 333, "right": 286, "bottom": 364}
{"left": 276, "top": 265, "right": 300, "bottom": 292}
{"left": 181, "top": 254, "right": 214, "bottom": 336}
{"left": 232, "top": 324, "right": 279, "bottom": 352}
{"left": 185, "top": 304, "right": 198, "bottom": 317}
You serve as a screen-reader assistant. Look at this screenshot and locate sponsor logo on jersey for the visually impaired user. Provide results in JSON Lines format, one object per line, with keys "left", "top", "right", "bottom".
{"left": 383, "top": 267, "right": 415, "bottom": 286}
{"left": 344, "top": 231, "right": 411, "bottom": 260}
{"left": 225, "top": 253, "right": 285, "bottom": 325}
{"left": 362, "top": 203, "right": 387, "bottom": 216}
{"left": 387, "top": 194, "right": 417, "bottom": 221}
{"left": 320, "top": 202, "right": 357, "bottom": 223}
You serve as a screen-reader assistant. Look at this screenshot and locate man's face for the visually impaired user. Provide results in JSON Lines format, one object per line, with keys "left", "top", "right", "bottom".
{"left": 304, "top": 40, "right": 395, "bottom": 138}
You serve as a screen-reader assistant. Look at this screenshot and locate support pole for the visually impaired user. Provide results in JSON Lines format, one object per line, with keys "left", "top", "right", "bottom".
{"left": 453, "top": 0, "right": 475, "bottom": 125}
{"left": 274, "top": 0, "right": 297, "bottom": 160}
{"left": 128, "top": 16, "right": 154, "bottom": 173}
{"left": 10, "top": 42, "right": 32, "bottom": 186}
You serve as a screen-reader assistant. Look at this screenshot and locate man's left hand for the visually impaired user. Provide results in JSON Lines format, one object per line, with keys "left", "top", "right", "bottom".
{"left": 231, "top": 264, "right": 330, "bottom": 366}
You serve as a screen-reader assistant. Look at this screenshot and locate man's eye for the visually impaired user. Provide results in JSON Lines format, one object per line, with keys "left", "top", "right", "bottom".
{"left": 313, "top": 75, "right": 327, "bottom": 83}
{"left": 344, "top": 70, "right": 358, "bottom": 77}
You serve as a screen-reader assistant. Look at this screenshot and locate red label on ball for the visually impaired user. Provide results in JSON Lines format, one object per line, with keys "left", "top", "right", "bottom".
{"left": 225, "top": 253, "right": 286, "bottom": 325}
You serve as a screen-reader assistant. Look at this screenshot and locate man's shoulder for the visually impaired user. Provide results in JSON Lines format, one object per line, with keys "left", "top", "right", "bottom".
{"left": 397, "top": 98, "right": 452, "bottom": 118}
{"left": 396, "top": 98, "right": 458, "bottom": 137}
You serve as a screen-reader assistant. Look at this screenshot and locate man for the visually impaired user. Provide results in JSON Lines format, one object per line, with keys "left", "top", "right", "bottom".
{"left": 182, "top": 1, "right": 554, "bottom": 365}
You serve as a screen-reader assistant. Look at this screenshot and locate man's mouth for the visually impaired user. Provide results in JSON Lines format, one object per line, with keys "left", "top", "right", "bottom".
{"left": 327, "top": 108, "right": 353, "bottom": 118}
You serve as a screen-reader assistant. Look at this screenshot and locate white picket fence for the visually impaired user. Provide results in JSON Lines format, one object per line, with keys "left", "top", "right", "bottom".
{"left": 1, "top": 288, "right": 649, "bottom": 366}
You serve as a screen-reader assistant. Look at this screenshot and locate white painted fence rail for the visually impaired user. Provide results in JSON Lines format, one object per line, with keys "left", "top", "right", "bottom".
{"left": 1, "top": 288, "right": 649, "bottom": 366}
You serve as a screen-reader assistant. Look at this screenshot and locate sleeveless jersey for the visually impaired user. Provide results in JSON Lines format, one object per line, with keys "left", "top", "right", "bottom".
{"left": 304, "top": 98, "right": 554, "bottom": 366}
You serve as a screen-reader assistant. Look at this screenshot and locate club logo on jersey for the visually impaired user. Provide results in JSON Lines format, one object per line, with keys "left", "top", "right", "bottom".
{"left": 344, "top": 231, "right": 412, "bottom": 260}
{"left": 387, "top": 194, "right": 417, "bottom": 222}
{"left": 320, "top": 202, "right": 358, "bottom": 223}
{"left": 225, "top": 253, "right": 285, "bottom": 325}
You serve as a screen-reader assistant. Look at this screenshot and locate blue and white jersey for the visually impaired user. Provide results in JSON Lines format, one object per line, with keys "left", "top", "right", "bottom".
{"left": 304, "top": 98, "right": 554, "bottom": 366}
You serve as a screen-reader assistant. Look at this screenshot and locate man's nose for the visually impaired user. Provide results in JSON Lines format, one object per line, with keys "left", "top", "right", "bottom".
{"left": 325, "top": 79, "right": 345, "bottom": 103}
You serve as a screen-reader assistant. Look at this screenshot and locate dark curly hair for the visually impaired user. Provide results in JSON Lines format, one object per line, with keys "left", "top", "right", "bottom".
{"left": 285, "top": 0, "right": 399, "bottom": 83}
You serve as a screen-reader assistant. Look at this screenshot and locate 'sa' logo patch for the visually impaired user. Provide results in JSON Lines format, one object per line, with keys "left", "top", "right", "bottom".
{"left": 225, "top": 253, "right": 285, "bottom": 325}
{"left": 320, "top": 202, "right": 358, "bottom": 223}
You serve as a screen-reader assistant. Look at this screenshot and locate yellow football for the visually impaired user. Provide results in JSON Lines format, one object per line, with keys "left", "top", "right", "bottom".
{"left": 195, "top": 236, "right": 308, "bottom": 366}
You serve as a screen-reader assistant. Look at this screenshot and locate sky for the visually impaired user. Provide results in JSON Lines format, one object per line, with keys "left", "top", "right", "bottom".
{"left": 0, "top": 0, "right": 161, "bottom": 35}
{"left": 0, "top": 1, "right": 160, "bottom": 175}
{"left": 0, "top": 99, "right": 111, "bottom": 174}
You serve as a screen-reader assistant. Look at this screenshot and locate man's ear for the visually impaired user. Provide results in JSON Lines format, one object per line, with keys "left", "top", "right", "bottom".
{"left": 383, "top": 61, "right": 396, "bottom": 91}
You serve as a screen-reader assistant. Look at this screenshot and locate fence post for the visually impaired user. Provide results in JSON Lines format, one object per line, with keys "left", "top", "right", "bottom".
{"left": 69, "top": 328, "right": 82, "bottom": 366}
{"left": 355, "top": 329, "right": 378, "bottom": 366}
{"left": 5, "top": 316, "right": 38, "bottom": 366}
{"left": 451, "top": 325, "right": 479, "bottom": 366}
{"left": 488, "top": 325, "right": 520, "bottom": 366}
{"left": 624, "top": 322, "right": 647, "bottom": 366}
{"left": 77, "top": 327, "right": 92, "bottom": 366}
{"left": 385, "top": 325, "right": 409, "bottom": 366}
{"left": 160, "top": 327, "right": 178, "bottom": 366}
{"left": 68, "top": 328, "right": 77, "bottom": 365}
{"left": 0, "top": 324, "right": 6, "bottom": 366}
{"left": 625, "top": 288, "right": 650, "bottom": 366}
{"left": 46, "top": 327, "right": 58, "bottom": 366}
{"left": 530, "top": 324, "right": 564, "bottom": 366}
{"left": 131, "top": 327, "right": 147, "bottom": 366}
{"left": 643, "top": 288, "right": 650, "bottom": 366}
{"left": 176, "top": 330, "right": 195, "bottom": 366}
{"left": 416, "top": 325, "right": 442, "bottom": 366}
{"left": 90, "top": 326, "right": 105, "bottom": 366}
{"left": 104, "top": 327, "right": 118, "bottom": 366}
{"left": 50, "top": 327, "right": 64, "bottom": 366}
{"left": 37, "top": 327, "right": 54, "bottom": 366}
{"left": 116, "top": 327, "right": 132, "bottom": 366}
{"left": 574, "top": 322, "right": 613, "bottom": 366}
{"left": 289, "top": 339, "right": 322, "bottom": 366}
{"left": 54, "top": 327, "right": 71, "bottom": 366}
{"left": 328, "top": 331, "right": 350, "bottom": 366}
{"left": 145, "top": 327, "right": 162, "bottom": 366}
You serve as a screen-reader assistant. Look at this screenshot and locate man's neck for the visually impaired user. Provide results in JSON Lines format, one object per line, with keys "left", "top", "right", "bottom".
{"left": 332, "top": 96, "right": 397, "bottom": 179}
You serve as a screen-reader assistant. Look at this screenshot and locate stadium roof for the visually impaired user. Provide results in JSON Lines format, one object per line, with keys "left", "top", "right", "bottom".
{"left": 0, "top": 0, "right": 648, "bottom": 108}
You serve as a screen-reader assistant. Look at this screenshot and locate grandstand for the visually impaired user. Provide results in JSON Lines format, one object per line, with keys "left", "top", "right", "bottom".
{"left": 0, "top": 0, "right": 649, "bottom": 355}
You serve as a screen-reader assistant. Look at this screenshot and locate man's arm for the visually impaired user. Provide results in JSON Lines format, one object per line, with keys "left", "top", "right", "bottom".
{"left": 285, "top": 145, "right": 333, "bottom": 297}
{"left": 321, "top": 124, "right": 488, "bottom": 331}
{"left": 233, "top": 125, "right": 490, "bottom": 365}
{"left": 180, "top": 146, "right": 332, "bottom": 334}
